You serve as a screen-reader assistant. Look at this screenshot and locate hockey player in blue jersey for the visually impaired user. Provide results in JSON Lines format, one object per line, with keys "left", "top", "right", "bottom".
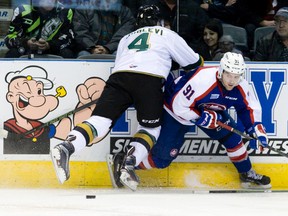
{"left": 110, "top": 52, "right": 271, "bottom": 190}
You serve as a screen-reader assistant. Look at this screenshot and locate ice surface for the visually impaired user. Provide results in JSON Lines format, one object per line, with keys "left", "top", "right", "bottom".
{"left": 0, "top": 188, "right": 287, "bottom": 216}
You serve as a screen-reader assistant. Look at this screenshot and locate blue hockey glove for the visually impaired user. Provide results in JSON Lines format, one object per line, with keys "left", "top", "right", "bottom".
{"left": 247, "top": 123, "right": 268, "bottom": 150}
{"left": 196, "top": 110, "right": 222, "bottom": 129}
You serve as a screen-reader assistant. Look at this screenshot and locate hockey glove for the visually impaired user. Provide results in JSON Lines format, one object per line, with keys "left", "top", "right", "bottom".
{"left": 195, "top": 110, "right": 222, "bottom": 129}
{"left": 247, "top": 123, "right": 268, "bottom": 150}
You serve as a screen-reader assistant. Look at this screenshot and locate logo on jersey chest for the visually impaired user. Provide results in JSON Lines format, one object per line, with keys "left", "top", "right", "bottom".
{"left": 199, "top": 103, "right": 226, "bottom": 111}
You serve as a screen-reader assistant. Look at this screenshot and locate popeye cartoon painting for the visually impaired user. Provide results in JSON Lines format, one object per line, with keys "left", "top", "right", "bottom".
{"left": 4, "top": 65, "right": 70, "bottom": 154}
{"left": 3, "top": 65, "right": 106, "bottom": 154}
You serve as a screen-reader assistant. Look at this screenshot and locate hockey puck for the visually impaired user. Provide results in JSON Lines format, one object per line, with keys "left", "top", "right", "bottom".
{"left": 86, "top": 195, "right": 96, "bottom": 199}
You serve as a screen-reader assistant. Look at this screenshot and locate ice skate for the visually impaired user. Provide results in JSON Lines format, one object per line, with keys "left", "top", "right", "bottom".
{"left": 240, "top": 169, "right": 271, "bottom": 190}
{"left": 119, "top": 146, "right": 139, "bottom": 191}
{"left": 106, "top": 153, "right": 125, "bottom": 188}
{"left": 50, "top": 135, "right": 75, "bottom": 184}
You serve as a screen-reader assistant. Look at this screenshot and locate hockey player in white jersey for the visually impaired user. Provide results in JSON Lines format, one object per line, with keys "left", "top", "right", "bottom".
{"left": 111, "top": 52, "right": 271, "bottom": 190}
{"left": 50, "top": 5, "right": 203, "bottom": 190}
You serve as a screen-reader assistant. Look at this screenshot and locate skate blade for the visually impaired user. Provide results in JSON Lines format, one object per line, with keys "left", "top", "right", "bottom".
{"left": 120, "top": 172, "right": 138, "bottom": 191}
{"left": 241, "top": 182, "right": 272, "bottom": 190}
{"left": 106, "top": 154, "right": 119, "bottom": 188}
{"left": 50, "top": 148, "right": 67, "bottom": 184}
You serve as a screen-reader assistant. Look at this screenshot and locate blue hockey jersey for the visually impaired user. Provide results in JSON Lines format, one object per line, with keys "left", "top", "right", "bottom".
{"left": 164, "top": 66, "right": 262, "bottom": 130}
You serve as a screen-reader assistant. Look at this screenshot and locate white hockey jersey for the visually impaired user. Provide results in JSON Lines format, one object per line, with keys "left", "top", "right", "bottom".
{"left": 112, "top": 26, "right": 201, "bottom": 79}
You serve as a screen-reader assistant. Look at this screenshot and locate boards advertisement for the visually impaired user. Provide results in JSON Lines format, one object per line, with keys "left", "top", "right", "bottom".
{"left": 0, "top": 59, "right": 287, "bottom": 188}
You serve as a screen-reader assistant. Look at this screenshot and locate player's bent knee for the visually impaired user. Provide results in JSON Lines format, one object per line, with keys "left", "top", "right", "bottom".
{"left": 138, "top": 152, "right": 173, "bottom": 169}
{"left": 154, "top": 161, "right": 171, "bottom": 169}
{"left": 153, "top": 157, "right": 172, "bottom": 169}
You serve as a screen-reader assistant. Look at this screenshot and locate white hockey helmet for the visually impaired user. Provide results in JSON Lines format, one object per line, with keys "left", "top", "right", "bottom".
{"left": 218, "top": 52, "right": 246, "bottom": 79}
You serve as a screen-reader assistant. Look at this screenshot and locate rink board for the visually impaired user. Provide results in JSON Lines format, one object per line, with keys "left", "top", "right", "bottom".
{"left": 0, "top": 59, "right": 288, "bottom": 189}
{"left": 0, "top": 161, "right": 287, "bottom": 189}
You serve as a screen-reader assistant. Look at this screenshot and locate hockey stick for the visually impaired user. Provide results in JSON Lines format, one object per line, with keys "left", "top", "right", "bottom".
{"left": 217, "top": 121, "right": 288, "bottom": 158}
{"left": 0, "top": 99, "right": 99, "bottom": 139}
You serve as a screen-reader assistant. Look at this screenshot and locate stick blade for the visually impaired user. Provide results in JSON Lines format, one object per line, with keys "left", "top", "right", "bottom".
{"left": 106, "top": 154, "right": 119, "bottom": 188}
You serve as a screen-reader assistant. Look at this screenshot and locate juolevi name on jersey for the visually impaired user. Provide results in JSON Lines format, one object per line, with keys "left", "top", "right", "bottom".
{"left": 109, "top": 65, "right": 288, "bottom": 160}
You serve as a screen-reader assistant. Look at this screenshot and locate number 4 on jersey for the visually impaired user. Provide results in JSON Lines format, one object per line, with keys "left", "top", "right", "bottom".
{"left": 128, "top": 33, "right": 150, "bottom": 52}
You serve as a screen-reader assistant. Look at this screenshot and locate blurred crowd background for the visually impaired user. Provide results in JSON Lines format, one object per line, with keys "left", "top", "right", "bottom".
{"left": 0, "top": 0, "right": 287, "bottom": 61}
